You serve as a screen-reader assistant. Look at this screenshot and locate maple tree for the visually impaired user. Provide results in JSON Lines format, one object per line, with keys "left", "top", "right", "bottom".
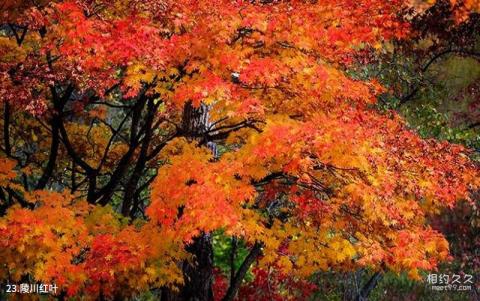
{"left": 0, "top": 0, "right": 479, "bottom": 300}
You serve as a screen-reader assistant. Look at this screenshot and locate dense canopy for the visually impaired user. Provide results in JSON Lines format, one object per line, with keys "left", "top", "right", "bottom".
{"left": 0, "top": 0, "right": 479, "bottom": 300}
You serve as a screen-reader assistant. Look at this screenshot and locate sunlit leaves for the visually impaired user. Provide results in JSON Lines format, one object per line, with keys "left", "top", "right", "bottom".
{"left": 0, "top": 190, "right": 184, "bottom": 299}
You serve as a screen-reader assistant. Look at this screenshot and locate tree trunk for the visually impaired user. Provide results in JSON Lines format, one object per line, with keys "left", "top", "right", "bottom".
{"left": 222, "top": 242, "right": 262, "bottom": 301}
{"left": 354, "top": 272, "right": 382, "bottom": 301}
{"left": 180, "top": 233, "right": 215, "bottom": 301}
{"left": 175, "top": 102, "right": 215, "bottom": 301}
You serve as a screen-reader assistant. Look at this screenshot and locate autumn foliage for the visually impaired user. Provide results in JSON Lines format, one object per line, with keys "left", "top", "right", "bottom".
{"left": 0, "top": 0, "right": 479, "bottom": 300}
